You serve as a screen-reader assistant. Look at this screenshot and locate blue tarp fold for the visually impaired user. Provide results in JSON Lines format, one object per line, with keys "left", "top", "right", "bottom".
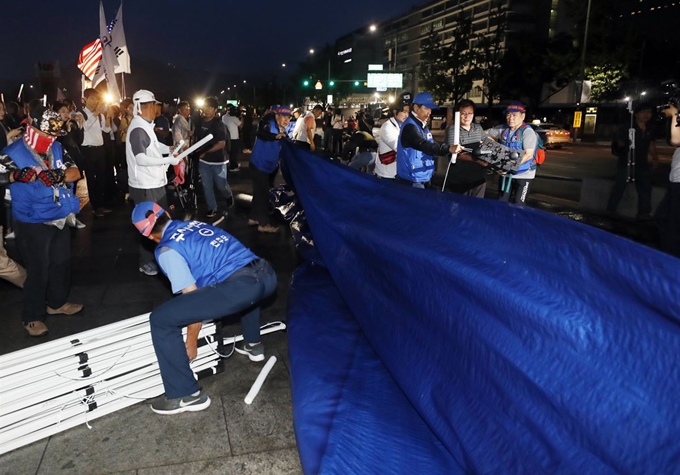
{"left": 282, "top": 142, "right": 680, "bottom": 474}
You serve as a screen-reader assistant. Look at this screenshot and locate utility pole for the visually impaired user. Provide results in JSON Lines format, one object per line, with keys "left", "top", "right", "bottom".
{"left": 575, "top": 0, "right": 592, "bottom": 142}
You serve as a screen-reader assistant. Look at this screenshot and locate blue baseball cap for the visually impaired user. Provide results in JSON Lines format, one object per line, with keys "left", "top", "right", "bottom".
{"left": 276, "top": 106, "right": 291, "bottom": 116}
{"left": 412, "top": 92, "right": 437, "bottom": 109}
{"left": 132, "top": 201, "right": 166, "bottom": 237}
{"left": 503, "top": 101, "right": 526, "bottom": 115}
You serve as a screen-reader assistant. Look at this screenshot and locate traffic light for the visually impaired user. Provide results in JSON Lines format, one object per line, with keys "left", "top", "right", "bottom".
{"left": 329, "top": 80, "right": 335, "bottom": 87}
{"left": 354, "top": 81, "right": 360, "bottom": 86}
{"left": 303, "top": 80, "right": 310, "bottom": 87}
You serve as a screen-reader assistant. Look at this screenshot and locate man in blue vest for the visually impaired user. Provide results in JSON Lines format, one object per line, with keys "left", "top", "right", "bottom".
{"left": 486, "top": 101, "right": 538, "bottom": 206}
{"left": 0, "top": 106, "right": 83, "bottom": 336}
{"left": 248, "top": 105, "right": 291, "bottom": 233}
{"left": 397, "top": 92, "right": 460, "bottom": 188}
{"left": 131, "top": 201, "right": 277, "bottom": 414}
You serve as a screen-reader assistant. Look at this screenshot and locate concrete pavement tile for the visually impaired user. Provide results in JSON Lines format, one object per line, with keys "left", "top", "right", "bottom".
{"left": 0, "top": 439, "right": 47, "bottom": 475}
{"left": 36, "top": 398, "right": 231, "bottom": 474}
{"left": 102, "top": 281, "right": 171, "bottom": 305}
{"left": 137, "top": 448, "right": 302, "bottom": 475}
{"left": 221, "top": 386, "right": 296, "bottom": 456}
{"left": 200, "top": 346, "right": 291, "bottom": 397}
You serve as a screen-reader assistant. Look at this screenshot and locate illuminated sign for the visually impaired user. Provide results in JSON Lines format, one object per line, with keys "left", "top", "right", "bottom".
{"left": 337, "top": 48, "right": 353, "bottom": 56}
{"left": 368, "top": 64, "right": 384, "bottom": 71}
{"left": 367, "top": 73, "right": 403, "bottom": 89}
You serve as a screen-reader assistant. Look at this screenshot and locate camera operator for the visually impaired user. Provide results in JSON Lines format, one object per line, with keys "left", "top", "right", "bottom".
{"left": 655, "top": 104, "right": 680, "bottom": 257}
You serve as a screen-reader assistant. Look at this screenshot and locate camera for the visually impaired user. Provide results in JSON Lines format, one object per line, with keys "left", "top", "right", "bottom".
{"left": 655, "top": 80, "right": 680, "bottom": 125}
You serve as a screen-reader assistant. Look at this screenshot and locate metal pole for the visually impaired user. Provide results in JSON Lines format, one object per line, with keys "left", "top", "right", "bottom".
{"left": 575, "top": 0, "right": 592, "bottom": 141}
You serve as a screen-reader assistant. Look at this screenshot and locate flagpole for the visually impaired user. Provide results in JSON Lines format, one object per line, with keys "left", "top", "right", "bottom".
{"left": 121, "top": 73, "right": 126, "bottom": 99}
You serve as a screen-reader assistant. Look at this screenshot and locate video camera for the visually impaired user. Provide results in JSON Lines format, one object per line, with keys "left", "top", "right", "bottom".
{"left": 655, "top": 80, "right": 680, "bottom": 126}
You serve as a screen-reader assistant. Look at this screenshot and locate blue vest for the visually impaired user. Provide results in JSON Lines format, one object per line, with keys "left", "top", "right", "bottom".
{"left": 5, "top": 140, "right": 80, "bottom": 223}
{"left": 397, "top": 115, "right": 435, "bottom": 183}
{"left": 155, "top": 220, "right": 257, "bottom": 288}
{"left": 251, "top": 119, "right": 282, "bottom": 174}
{"left": 499, "top": 124, "right": 535, "bottom": 174}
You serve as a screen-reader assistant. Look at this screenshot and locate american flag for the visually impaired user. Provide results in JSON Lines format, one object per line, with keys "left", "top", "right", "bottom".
{"left": 77, "top": 39, "right": 102, "bottom": 80}
{"left": 77, "top": 19, "right": 115, "bottom": 80}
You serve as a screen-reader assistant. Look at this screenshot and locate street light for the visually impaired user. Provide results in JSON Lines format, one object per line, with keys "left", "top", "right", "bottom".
{"left": 309, "top": 49, "right": 315, "bottom": 54}
{"left": 282, "top": 63, "right": 286, "bottom": 67}
{"left": 369, "top": 24, "right": 377, "bottom": 32}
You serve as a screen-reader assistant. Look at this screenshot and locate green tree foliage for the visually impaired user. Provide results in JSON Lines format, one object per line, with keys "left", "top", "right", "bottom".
{"left": 473, "top": 0, "right": 507, "bottom": 111}
{"left": 586, "top": 64, "right": 628, "bottom": 102}
{"left": 420, "top": 18, "right": 476, "bottom": 105}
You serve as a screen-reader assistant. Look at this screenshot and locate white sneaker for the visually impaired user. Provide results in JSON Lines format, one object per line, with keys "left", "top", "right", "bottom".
{"left": 5, "top": 231, "right": 15, "bottom": 240}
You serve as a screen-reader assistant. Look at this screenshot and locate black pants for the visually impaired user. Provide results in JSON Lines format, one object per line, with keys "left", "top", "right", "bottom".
{"left": 80, "top": 145, "right": 107, "bottom": 210}
{"left": 129, "top": 186, "right": 168, "bottom": 267}
{"left": 14, "top": 220, "right": 71, "bottom": 323}
{"left": 332, "top": 129, "right": 344, "bottom": 156}
{"left": 607, "top": 161, "right": 652, "bottom": 216}
{"left": 229, "top": 138, "right": 242, "bottom": 170}
{"left": 116, "top": 142, "right": 129, "bottom": 193}
{"left": 498, "top": 176, "right": 532, "bottom": 206}
{"left": 250, "top": 162, "right": 277, "bottom": 226}
{"left": 655, "top": 182, "right": 680, "bottom": 257}
{"left": 103, "top": 136, "right": 117, "bottom": 204}
{"left": 295, "top": 141, "right": 311, "bottom": 151}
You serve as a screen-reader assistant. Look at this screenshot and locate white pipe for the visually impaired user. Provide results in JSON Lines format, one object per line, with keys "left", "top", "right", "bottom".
{"left": 451, "top": 111, "right": 460, "bottom": 164}
{"left": 174, "top": 134, "right": 213, "bottom": 162}
{"left": 0, "top": 314, "right": 151, "bottom": 367}
{"left": 223, "top": 322, "right": 286, "bottom": 345}
{"left": 1, "top": 324, "right": 217, "bottom": 391}
{"left": 244, "top": 356, "right": 277, "bottom": 405}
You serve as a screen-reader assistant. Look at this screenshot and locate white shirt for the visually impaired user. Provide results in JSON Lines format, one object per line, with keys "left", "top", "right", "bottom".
{"left": 375, "top": 118, "right": 400, "bottom": 178}
{"left": 670, "top": 147, "right": 680, "bottom": 183}
{"left": 222, "top": 115, "right": 241, "bottom": 140}
{"left": 81, "top": 107, "right": 111, "bottom": 147}
{"left": 294, "top": 112, "right": 315, "bottom": 144}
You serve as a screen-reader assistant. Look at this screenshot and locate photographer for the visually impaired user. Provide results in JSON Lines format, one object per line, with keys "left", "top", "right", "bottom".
{"left": 655, "top": 104, "right": 680, "bottom": 257}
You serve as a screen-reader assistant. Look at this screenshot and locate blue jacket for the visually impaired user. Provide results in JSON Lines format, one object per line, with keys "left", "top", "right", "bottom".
{"left": 397, "top": 115, "right": 435, "bottom": 183}
{"left": 251, "top": 118, "right": 282, "bottom": 174}
{"left": 5, "top": 140, "right": 80, "bottom": 223}
{"left": 155, "top": 220, "right": 257, "bottom": 288}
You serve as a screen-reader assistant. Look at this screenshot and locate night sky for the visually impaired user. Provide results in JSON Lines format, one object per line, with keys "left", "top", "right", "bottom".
{"left": 1, "top": 0, "right": 418, "bottom": 81}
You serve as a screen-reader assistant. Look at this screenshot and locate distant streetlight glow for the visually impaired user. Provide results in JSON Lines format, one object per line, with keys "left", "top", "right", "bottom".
{"left": 388, "top": 96, "right": 395, "bottom": 103}
{"left": 369, "top": 24, "right": 377, "bottom": 32}
{"left": 196, "top": 98, "right": 205, "bottom": 107}
{"left": 309, "top": 49, "right": 315, "bottom": 54}
{"left": 220, "top": 90, "right": 225, "bottom": 94}
{"left": 282, "top": 63, "right": 286, "bottom": 67}
{"left": 103, "top": 93, "right": 113, "bottom": 104}
{"left": 641, "top": 91, "right": 647, "bottom": 96}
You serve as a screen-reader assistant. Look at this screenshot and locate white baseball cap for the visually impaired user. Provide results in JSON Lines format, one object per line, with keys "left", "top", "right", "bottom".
{"left": 132, "top": 89, "right": 161, "bottom": 105}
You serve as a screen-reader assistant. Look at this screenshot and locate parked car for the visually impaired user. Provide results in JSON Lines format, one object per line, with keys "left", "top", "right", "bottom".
{"left": 533, "top": 123, "right": 570, "bottom": 148}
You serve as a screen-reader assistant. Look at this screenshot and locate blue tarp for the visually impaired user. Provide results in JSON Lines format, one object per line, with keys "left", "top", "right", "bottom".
{"left": 282, "top": 142, "right": 680, "bottom": 474}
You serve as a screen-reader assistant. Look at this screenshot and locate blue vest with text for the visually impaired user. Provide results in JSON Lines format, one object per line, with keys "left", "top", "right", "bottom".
{"left": 500, "top": 124, "right": 534, "bottom": 174}
{"left": 5, "top": 140, "right": 80, "bottom": 223}
{"left": 155, "top": 220, "right": 257, "bottom": 288}
{"left": 397, "top": 115, "right": 435, "bottom": 183}
{"left": 251, "top": 119, "right": 282, "bottom": 174}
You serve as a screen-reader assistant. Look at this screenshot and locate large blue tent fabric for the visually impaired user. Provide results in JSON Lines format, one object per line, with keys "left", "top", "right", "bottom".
{"left": 281, "top": 141, "right": 680, "bottom": 474}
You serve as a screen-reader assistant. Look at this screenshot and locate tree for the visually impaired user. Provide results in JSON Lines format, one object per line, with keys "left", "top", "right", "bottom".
{"left": 420, "top": 18, "right": 476, "bottom": 105}
{"left": 474, "top": 1, "right": 507, "bottom": 112}
{"left": 586, "top": 64, "right": 628, "bottom": 102}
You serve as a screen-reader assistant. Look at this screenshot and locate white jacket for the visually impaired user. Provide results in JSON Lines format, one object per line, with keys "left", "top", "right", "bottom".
{"left": 126, "top": 116, "right": 175, "bottom": 189}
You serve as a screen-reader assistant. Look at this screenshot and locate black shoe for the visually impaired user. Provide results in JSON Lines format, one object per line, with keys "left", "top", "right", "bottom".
{"left": 206, "top": 210, "right": 217, "bottom": 218}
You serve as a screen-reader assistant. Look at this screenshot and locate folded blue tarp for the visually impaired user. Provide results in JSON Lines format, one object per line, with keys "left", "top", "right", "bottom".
{"left": 282, "top": 142, "right": 680, "bottom": 474}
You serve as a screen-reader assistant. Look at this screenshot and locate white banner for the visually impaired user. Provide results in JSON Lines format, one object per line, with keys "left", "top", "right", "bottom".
{"left": 110, "top": 3, "right": 131, "bottom": 74}
{"left": 93, "top": 1, "right": 121, "bottom": 102}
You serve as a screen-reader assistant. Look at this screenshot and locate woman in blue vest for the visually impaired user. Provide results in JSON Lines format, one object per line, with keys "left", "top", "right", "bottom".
{"left": 131, "top": 201, "right": 277, "bottom": 414}
{"left": 0, "top": 106, "right": 83, "bottom": 337}
{"left": 397, "top": 92, "right": 460, "bottom": 188}
{"left": 248, "top": 105, "right": 291, "bottom": 233}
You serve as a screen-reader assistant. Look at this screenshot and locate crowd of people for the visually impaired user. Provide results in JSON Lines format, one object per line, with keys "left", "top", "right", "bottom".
{"left": 0, "top": 85, "right": 677, "bottom": 414}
